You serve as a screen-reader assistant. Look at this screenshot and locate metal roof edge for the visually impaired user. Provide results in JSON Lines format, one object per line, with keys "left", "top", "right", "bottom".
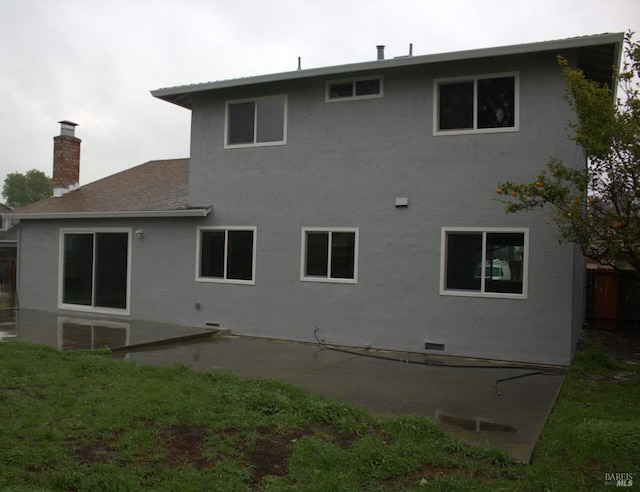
{"left": 5, "top": 206, "right": 213, "bottom": 220}
{"left": 151, "top": 33, "right": 625, "bottom": 103}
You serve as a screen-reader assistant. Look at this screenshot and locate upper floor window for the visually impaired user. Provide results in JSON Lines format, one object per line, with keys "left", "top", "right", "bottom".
{"left": 434, "top": 73, "right": 519, "bottom": 135}
{"left": 197, "top": 227, "right": 256, "bottom": 284}
{"left": 225, "top": 95, "right": 287, "bottom": 148}
{"left": 440, "top": 227, "right": 528, "bottom": 299}
{"left": 326, "top": 76, "right": 383, "bottom": 102}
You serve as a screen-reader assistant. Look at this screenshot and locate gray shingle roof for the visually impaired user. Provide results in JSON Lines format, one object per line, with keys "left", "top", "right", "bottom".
{"left": 7, "top": 158, "right": 212, "bottom": 219}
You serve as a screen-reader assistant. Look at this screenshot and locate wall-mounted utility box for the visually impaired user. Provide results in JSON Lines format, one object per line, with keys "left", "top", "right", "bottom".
{"left": 395, "top": 197, "right": 409, "bottom": 207}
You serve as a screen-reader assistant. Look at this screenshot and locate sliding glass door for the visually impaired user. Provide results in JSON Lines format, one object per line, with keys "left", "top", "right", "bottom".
{"left": 61, "top": 230, "right": 130, "bottom": 312}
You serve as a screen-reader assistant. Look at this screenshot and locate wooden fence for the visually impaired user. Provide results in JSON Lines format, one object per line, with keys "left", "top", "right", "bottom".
{"left": 586, "top": 269, "right": 640, "bottom": 331}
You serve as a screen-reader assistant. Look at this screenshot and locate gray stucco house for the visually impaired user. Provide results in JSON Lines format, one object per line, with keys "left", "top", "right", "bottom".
{"left": 8, "top": 33, "right": 623, "bottom": 365}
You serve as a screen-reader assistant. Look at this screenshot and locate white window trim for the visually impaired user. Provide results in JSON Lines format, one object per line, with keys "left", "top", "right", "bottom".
{"left": 439, "top": 227, "right": 529, "bottom": 299}
{"left": 224, "top": 95, "right": 288, "bottom": 149}
{"left": 196, "top": 226, "right": 257, "bottom": 285}
{"left": 325, "top": 75, "right": 384, "bottom": 102}
{"left": 300, "top": 227, "right": 359, "bottom": 284}
{"left": 58, "top": 227, "right": 132, "bottom": 316}
{"left": 433, "top": 72, "right": 520, "bottom": 136}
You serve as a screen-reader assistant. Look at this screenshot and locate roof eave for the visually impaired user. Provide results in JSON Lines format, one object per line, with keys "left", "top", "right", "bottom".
{"left": 5, "top": 206, "right": 213, "bottom": 220}
{"left": 151, "top": 33, "right": 625, "bottom": 109}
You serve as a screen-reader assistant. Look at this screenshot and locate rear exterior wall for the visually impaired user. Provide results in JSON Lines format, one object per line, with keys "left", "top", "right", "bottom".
{"left": 183, "top": 50, "right": 584, "bottom": 365}
{"left": 16, "top": 49, "right": 585, "bottom": 365}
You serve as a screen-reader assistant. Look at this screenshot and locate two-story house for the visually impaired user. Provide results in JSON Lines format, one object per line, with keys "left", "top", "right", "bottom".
{"left": 8, "top": 33, "right": 623, "bottom": 365}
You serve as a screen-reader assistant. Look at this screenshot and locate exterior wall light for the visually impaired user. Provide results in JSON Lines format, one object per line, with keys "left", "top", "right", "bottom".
{"left": 135, "top": 229, "right": 144, "bottom": 239}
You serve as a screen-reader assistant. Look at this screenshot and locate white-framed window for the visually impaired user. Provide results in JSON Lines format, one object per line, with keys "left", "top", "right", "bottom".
{"left": 58, "top": 228, "right": 131, "bottom": 314}
{"left": 301, "top": 228, "right": 359, "bottom": 283}
{"left": 433, "top": 72, "right": 519, "bottom": 135}
{"left": 224, "top": 95, "right": 287, "bottom": 148}
{"left": 326, "top": 76, "right": 383, "bottom": 102}
{"left": 440, "top": 227, "right": 528, "bottom": 299}
{"left": 196, "top": 226, "right": 256, "bottom": 284}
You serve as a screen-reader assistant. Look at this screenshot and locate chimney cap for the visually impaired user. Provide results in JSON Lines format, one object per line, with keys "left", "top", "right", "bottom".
{"left": 58, "top": 120, "right": 78, "bottom": 137}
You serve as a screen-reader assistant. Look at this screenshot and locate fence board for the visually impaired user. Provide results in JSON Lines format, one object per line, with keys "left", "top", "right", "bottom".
{"left": 586, "top": 269, "right": 640, "bottom": 331}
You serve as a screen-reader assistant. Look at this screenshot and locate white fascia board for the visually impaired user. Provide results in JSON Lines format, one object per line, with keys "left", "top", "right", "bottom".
{"left": 5, "top": 206, "right": 213, "bottom": 220}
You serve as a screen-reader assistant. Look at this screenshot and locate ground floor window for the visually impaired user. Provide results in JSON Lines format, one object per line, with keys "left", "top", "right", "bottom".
{"left": 197, "top": 227, "right": 256, "bottom": 284}
{"left": 440, "top": 228, "right": 528, "bottom": 298}
{"left": 301, "top": 228, "right": 359, "bottom": 283}
{"left": 60, "top": 230, "right": 130, "bottom": 312}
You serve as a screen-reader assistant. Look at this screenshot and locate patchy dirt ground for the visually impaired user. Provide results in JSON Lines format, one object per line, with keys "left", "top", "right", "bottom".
{"left": 587, "top": 329, "right": 640, "bottom": 365}
{"left": 72, "top": 329, "right": 640, "bottom": 485}
{"left": 74, "top": 422, "right": 359, "bottom": 485}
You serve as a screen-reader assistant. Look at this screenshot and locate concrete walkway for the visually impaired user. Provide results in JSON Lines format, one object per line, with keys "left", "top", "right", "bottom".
{"left": 4, "top": 309, "right": 565, "bottom": 463}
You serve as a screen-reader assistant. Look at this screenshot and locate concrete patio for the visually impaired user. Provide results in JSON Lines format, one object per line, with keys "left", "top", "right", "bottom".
{"left": 1, "top": 308, "right": 566, "bottom": 463}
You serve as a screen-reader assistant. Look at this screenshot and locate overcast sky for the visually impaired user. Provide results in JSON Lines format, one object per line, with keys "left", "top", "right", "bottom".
{"left": 1, "top": 0, "right": 639, "bottom": 194}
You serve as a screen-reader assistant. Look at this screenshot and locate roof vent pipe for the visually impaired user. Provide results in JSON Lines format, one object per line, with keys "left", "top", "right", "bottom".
{"left": 376, "top": 45, "right": 385, "bottom": 60}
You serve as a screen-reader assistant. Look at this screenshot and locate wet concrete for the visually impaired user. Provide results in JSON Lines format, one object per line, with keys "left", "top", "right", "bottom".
{"left": 2, "top": 309, "right": 565, "bottom": 463}
{"left": 11, "top": 309, "right": 215, "bottom": 351}
{"left": 0, "top": 308, "right": 16, "bottom": 341}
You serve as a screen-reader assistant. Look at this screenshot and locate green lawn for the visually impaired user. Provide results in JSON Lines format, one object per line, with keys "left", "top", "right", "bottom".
{"left": 0, "top": 334, "right": 638, "bottom": 491}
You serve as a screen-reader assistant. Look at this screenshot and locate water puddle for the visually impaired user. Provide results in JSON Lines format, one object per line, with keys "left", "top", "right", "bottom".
{"left": 1, "top": 309, "right": 212, "bottom": 351}
{"left": 0, "top": 327, "right": 16, "bottom": 340}
{"left": 435, "top": 410, "right": 517, "bottom": 433}
{"left": 0, "top": 308, "right": 16, "bottom": 341}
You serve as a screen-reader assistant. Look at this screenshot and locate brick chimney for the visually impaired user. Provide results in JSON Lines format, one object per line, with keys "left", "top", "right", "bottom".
{"left": 53, "top": 120, "right": 80, "bottom": 196}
